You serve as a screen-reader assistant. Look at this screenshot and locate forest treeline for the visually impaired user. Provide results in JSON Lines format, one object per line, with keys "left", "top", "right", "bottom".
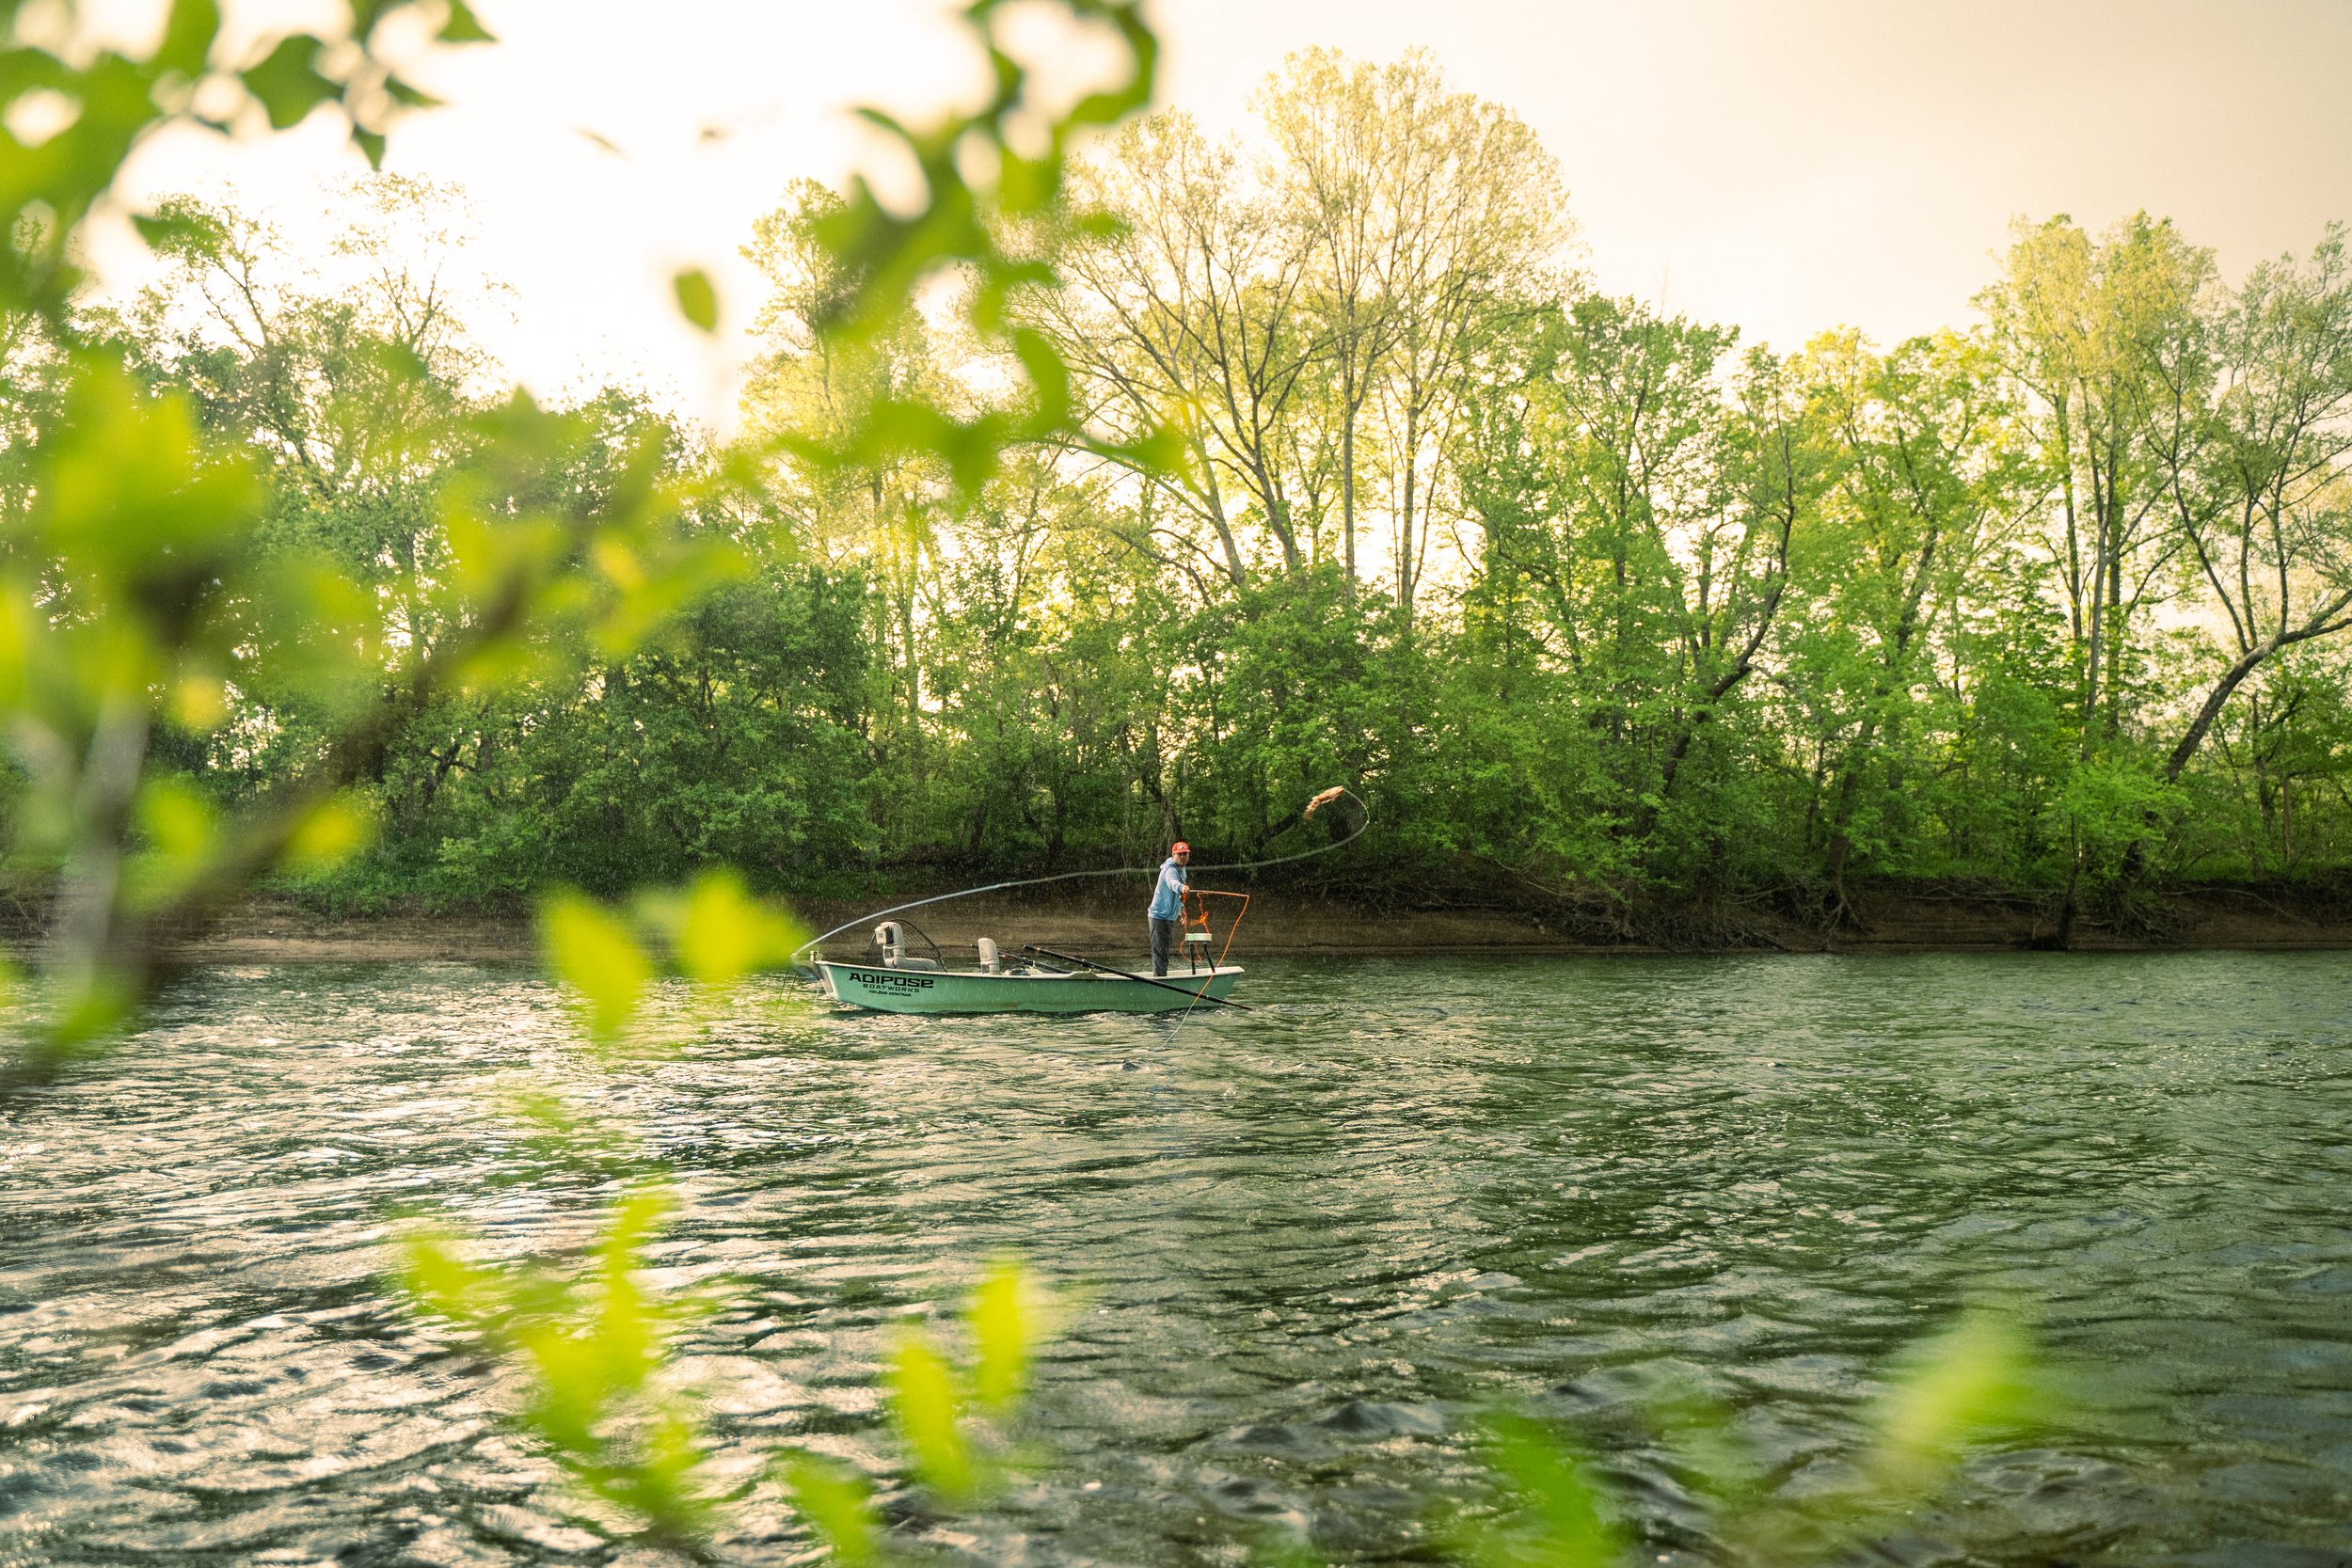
{"left": 9, "top": 51, "right": 2352, "bottom": 930}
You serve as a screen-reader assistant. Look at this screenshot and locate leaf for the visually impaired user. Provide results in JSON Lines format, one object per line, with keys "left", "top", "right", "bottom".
{"left": 437, "top": 506, "right": 497, "bottom": 595}
{"left": 156, "top": 0, "right": 222, "bottom": 76}
{"left": 381, "top": 73, "right": 439, "bottom": 109}
{"left": 969, "top": 1262, "right": 1033, "bottom": 1414}
{"left": 437, "top": 0, "right": 497, "bottom": 43}
{"left": 781, "top": 1450, "right": 881, "bottom": 1567}
{"left": 667, "top": 869, "right": 802, "bottom": 988}
{"left": 282, "top": 793, "right": 373, "bottom": 874}
{"left": 591, "top": 1190, "right": 668, "bottom": 1394}
{"left": 138, "top": 776, "right": 217, "bottom": 870}
{"left": 400, "top": 1231, "right": 492, "bottom": 1324}
{"left": 437, "top": 493, "right": 566, "bottom": 606}
{"left": 132, "top": 776, "right": 219, "bottom": 906}
{"left": 626, "top": 1408, "right": 716, "bottom": 1540}
{"left": 888, "top": 1323, "right": 974, "bottom": 1501}
{"left": 1253, "top": 1528, "right": 1324, "bottom": 1568}
{"left": 240, "top": 35, "right": 339, "bottom": 130}
{"left": 1722, "top": 1313, "right": 2039, "bottom": 1566}
{"left": 37, "top": 361, "right": 263, "bottom": 579}
{"left": 591, "top": 536, "right": 747, "bottom": 661}
{"left": 1864, "top": 1311, "right": 2034, "bottom": 1493}
{"left": 373, "top": 340, "right": 433, "bottom": 383}
{"left": 1646, "top": 1377, "right": 1756, "bottom": 1509}
{"left": 540, "top": 891, "right": 652, "bottom": 1046}
{"left": 132, "top": 207, "right": 217, "bottom": 256}
{"left": 1454, "top": 1414, "right": 1617, "bottom": 1568}
{"left": 518, "top": 1321, "right": 608, "bottom": 1457}
{"left": 247, "top": 556, "right": 382, "bottom": 710}
{"left": 343, "top": 0, "right": 396, "bottom": 41}
{"left": 43, "top": 976, "right": 138, "bottom": 1061}
{"left": 672, "top": 267, "right": 719, "bottom": 333}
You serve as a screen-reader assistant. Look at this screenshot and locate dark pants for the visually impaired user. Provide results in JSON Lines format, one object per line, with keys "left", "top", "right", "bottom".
{"left": 1149, "top": 916, "right": 1179, "bottom": 976}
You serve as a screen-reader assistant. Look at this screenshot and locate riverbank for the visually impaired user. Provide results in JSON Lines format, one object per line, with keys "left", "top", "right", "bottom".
{"left": 6, "top": 878, "right": 2344, "bottom": 963}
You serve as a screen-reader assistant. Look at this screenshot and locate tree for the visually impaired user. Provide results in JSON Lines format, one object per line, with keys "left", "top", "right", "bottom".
{"left": 109, "top": 184, "right": 494, "bottom": 658}
{"left": 1049, "top": 112, "right": 1327, "bottom": 587}
{"left": 1258, "top": 49, "right": 1400, "bottom": 598}
{"left": 1783, "top": 329, "right": 2019, "bottom": 910}
{"left": 741, "top": 181, "right": 954, "bottom": 808}
{"left": 1980, "top": 214, "right": 2215, "bottom": 749}
{"left": 1454, "top": 297, "right": 1822, "bottom": 876}
{"left": 2153, "top": 227, "right": 2352, "bottom": 782}
{"left": 1260, "top": 49, "right": 1568, "bottom": 617}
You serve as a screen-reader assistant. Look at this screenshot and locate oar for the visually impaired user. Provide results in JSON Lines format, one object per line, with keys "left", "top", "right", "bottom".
{"left": 1021, "top": 944, "right": 1257, "bottom": 1012}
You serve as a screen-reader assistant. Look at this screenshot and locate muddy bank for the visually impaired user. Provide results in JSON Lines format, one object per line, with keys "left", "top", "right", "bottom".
{"left": 7, "top": 878, "right": 2340, "bottom": 964}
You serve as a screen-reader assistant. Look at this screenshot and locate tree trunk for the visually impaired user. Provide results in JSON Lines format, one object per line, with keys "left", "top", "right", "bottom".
{"left": 1340, "top": 391, "right": 1357, "bottom": 601}
{"left": 2164, "top": 639, "right": 2274, "bottom": 783}
{"left": 1394, "top": 475, "right": 1411, "bottom": 619}
{"left": 2080, "top": 487, "right": 2109, "bottom": 747}
{"left": 1196, "top": 450, "right": 1249, "bottom": 589}
{"left": 1820, "top": 742, "right": 1872, "bottom": 923}
{"left": 1633, "top": 659, "right": 1750, "bottom": 841}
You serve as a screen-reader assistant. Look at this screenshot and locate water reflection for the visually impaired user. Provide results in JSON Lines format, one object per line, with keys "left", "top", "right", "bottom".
{"left": 0, "top": 953, "right": 2347, "bottom": 1563}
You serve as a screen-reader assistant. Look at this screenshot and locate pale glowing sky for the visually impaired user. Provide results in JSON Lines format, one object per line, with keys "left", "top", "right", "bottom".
{"left": 89, "top": 0, "right": 2352, "bottom": 431}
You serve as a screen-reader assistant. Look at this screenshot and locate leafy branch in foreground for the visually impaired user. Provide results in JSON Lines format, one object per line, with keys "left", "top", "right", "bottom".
{"left": 404, "top": 1190, "right": 724, "bottom": 1549}
{"left": 1445, "top": 1313, "right": 2035, "bottom": 1568}
{"left": 402, "top": 1174, "right": 1054, "bottom": 1561}
{"left": 0, "top": 0, "right": 1181, "bottom": 1077}
{"left": 403, "top": 1168, "right": 2031, "bottom": 1568}
{"left": 1, "top": 366, "right": 741, "bottom": 1074}
{"left": 0, "top": 0, "right": 738, "bottom": 1075}
{"left": 2, "top": 0, "right": 490, "bottom": 322}
{"left": 784, "top": 0, "right": 1185, "bottom": 492}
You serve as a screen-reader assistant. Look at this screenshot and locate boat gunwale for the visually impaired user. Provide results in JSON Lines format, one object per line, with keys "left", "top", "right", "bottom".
{"left": 813, "top": 960, "right": 1244, "bottom": 982}
{"left": 812, "top": 958, "right": 1244, "bottom": 1014}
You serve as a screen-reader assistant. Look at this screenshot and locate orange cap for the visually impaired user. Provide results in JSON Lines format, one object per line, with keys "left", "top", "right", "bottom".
{"left": 1171, "top": 841, "right": 1190, "bottom": 854}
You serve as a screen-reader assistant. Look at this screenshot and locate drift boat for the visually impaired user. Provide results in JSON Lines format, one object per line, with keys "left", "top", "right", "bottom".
{"left": 795, "top": 789, "right": 1365, "bottom": 1018}
{"left": 813, "top": 915, "right": 1248, "bottom": 1017}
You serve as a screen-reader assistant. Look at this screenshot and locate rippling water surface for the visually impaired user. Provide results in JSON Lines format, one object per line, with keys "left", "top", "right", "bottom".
{"left": 3, "top": 953, "right": 2350, "bottom": 1565}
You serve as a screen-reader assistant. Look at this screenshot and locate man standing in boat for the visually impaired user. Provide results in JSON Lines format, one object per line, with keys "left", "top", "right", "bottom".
{"left": 1148, "top": 841, "right": 1190, "bottom": 976}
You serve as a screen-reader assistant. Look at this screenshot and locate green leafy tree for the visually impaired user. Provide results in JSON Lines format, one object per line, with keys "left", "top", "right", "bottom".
{"left": 2153, "top": 226, "right": 2352, "bottom": 782}
{"left": 1777, "top": 329, "right": 2021, "bottom": 911}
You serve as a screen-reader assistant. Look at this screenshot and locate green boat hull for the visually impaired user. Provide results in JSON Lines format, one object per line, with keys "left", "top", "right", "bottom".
{"left": 815, "top": 960, "right": 1241, "bottom": 1015}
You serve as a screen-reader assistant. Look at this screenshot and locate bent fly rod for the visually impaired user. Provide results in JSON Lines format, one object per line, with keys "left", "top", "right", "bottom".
{"left": 789, "top": 784, "right": 1369, "bottom": 970}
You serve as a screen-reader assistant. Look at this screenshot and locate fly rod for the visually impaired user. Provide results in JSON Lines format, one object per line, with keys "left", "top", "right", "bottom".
{"left": 1021, "top": 944, "right": 1257, "bottom": 1011}
{"left": 790, "top": 785, "right": 1368, "bottom": 969}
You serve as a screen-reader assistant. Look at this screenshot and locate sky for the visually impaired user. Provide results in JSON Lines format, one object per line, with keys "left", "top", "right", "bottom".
{"left": 86, "top": 0, "right": 2352, "bottom": 432}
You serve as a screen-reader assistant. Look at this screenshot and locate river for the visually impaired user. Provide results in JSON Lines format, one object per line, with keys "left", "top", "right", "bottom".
{"left": 0, "top": 953, "right": 2347, "bottom": 1564}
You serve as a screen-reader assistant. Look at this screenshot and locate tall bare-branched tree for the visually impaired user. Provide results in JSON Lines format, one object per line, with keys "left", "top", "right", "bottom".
{"left": 1047, "top": 113, "right": 1326, "bottom": 588}
{"left": 2152, "top": 227, "right": 2352, "bottom": 781}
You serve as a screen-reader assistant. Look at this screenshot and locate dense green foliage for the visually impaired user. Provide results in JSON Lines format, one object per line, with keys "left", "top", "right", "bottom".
{"left": 13, "top": 15, "right": 2352, "bottom": 933}
{"left": 39, "top": 120, "right": 2352, "bottom": 927}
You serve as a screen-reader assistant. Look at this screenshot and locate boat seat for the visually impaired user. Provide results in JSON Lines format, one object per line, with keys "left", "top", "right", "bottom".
{"left": 884, "top": 956, "right": 940, "bottom": 971}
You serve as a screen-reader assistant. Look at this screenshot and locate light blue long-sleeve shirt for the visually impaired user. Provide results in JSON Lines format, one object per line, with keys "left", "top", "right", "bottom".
{"left": 1148, "top": 858, "right": 1187, "bottom": 920}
